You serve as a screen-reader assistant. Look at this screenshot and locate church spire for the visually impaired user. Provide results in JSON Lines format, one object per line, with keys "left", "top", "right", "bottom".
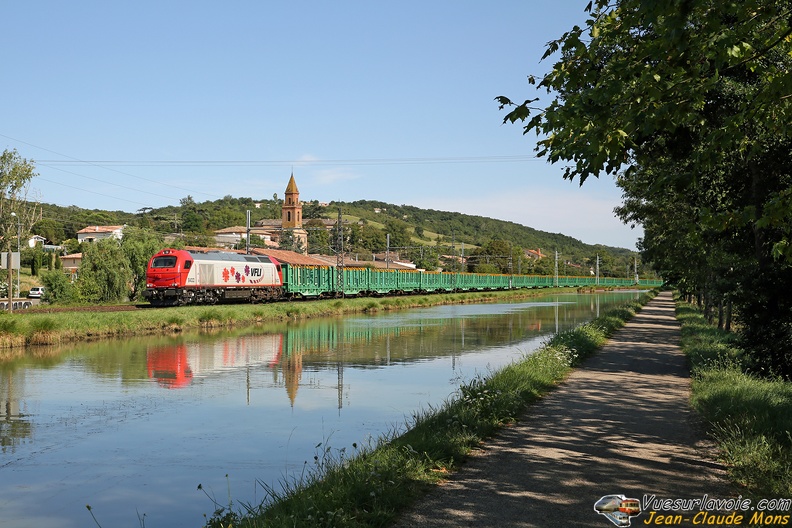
{"left": 282, "top": 172, "right": 302, "bottom": 229}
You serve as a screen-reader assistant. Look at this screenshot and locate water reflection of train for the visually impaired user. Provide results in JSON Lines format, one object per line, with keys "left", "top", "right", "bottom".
{"left": 146, "top": 334, "right": 288, "bottom": 389}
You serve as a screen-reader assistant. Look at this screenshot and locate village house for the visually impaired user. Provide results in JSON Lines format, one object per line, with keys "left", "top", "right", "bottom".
{"left": 76, "top": 225, "right": 125, "bottom": 243}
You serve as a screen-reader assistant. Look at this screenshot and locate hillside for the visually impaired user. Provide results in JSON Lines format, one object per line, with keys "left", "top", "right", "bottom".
{"left": 337, "top": 199, "right": 634, "bottom": 259}
{"left": 34, "top": 195, "right": 645, "bottom": 277}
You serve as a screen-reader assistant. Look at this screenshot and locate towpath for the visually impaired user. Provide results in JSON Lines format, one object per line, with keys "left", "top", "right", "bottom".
{"left": 392, "top": 291, "right": 733, "bottom": 527}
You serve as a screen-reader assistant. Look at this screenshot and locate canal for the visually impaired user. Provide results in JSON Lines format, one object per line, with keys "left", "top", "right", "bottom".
{"left": 0, "top": 291, "right": 640, "bottom": 528}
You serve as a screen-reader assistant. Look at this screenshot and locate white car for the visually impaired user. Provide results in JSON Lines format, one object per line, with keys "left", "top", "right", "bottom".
{"left": 28, "top": 287, "right": 45, "bottom": 298}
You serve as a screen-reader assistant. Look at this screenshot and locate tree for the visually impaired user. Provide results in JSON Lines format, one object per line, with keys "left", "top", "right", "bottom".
{"left": 29, "top": 245, "right": 44, "bottom": 277}
{"left": 121, "top": 227, "right": 164, "bottom": 301}
{"left": 278, "top": 230, "right": 305, "bottom": 254}
{"left": 76, "top": 239, "right": 133, "bottom": 303}
{"left": 349, "top": 223, "right": 386, "bottom": 253}
{"left": 469, "top": 240, "right": 513, "bottom": 274}
{"left": 497, "top": 0, "right": 792, "bottom": 255}
{"left": 40, "top": 269, "right": 79, "bottom": 304}
{"left": 305, "top": 219, "right": 331, "bottom": 254}
{"left": 383, "top": 218, "right": 411, "bottom": 250}
{"left": 302, "top": 200, "right": 325, "bottom": 220}
{"left": 208, "top": 207, "right": 244, "bottom": 230}
{"left": 0, "top": 149, "right": 42, "bottom": 306}
{"left": 406, "top": 246, "right": 439, "bottom": 271}
{"left": 34, "top": 218, "right": 65, "bottom": 243}
{"left": 497, "top": 0, "right": 792, "bottom": 376}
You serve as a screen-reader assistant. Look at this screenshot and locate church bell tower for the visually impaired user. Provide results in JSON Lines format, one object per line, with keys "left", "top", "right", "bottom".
{"left": 281, "top": 173, "right": 308, "bottom": 253}
{"left": 282, "top": 173, "right": 302, "bottom": 229}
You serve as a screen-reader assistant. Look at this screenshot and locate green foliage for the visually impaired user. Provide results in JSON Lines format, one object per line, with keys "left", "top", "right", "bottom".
{"left": 61, "top": 238, "right": 81, "bottom": 255}
{"left": 348, "top": 222, "right": 386, "bottom": 253}
{"left": 406, "top": 245, "right": 439, "bottom": 271}
{"left": 0, "top": 315, "right": 19, "bottom": 334}
{"left": 198, "top": 309, "right": 224, "bottom": 325}
{"left": 678, "top": 300, "right": 792, "bottom": 498}
{"left": 498, "top": 0, "right": 792, "bottom": 376}
{"left": 302, "top": 200, "right": 325, "bottom": 219}
{"left": 77, "top": 239, "right": 133, "bottom": 303}
{"left": 121, "top": 226, "right": 165, "bottom": 301}
{"left": 40, "top": 270, "right": 80, "bottom": 304}
{"left": 0, "top": 149, "right": 41, "bottom": 257}
{"left": 209, "top": 206, "right": 244, "bottom": 231}
{"left": 473, "top": 262, "right": 500, "bottom": 274}
{"left": 28, "top": 317, "right": 58, "bottom": 333}
{"left": 34, "top": 218, "right": 66, "bottom": 244}
{"left": 278, "top": 230, "right": 305, "bottom": 253}
{"left": 469, "top": 239, "right": 512, "bottom": 273}
{"left": 305, "top": 219, "right": 331, "bottom": 254}
{"left": 382, "top": 217, "right": 411, "bottom": 249}
{"left": 339, "top": 200, "right": 644, "bottom": 276}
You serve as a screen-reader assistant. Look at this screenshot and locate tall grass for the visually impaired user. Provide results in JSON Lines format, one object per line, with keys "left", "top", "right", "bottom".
{"left": 677, "top": 302, "right": 792, "bottom": 498}
{"left": 201, "top": 292, "right": 655, "bottom": 528}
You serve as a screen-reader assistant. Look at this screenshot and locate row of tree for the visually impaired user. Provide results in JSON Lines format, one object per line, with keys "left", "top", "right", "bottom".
{"left": 498, "top": 0, "right": 792, "bottom": 377}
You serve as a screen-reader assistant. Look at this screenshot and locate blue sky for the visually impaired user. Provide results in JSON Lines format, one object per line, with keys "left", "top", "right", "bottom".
{"left": 2, "top": 1, "right": 643, "bottom": 250}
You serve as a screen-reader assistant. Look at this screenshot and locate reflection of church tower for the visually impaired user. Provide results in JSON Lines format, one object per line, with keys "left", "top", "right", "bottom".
{"left": 283, "top": 351, "right": 303, "bottom": 407}
{"left": 281, "top": 173, "right": 308, "bottom": 254}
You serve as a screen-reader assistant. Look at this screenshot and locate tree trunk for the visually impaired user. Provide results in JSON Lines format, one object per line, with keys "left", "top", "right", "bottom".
{"left": 717, "top": 298, "right": 724, "bottom": 330}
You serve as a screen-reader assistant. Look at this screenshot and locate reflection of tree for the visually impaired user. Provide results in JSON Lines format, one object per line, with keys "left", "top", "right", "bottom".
{"left": 0, "top": 370, "right": 33, "bottom": 454}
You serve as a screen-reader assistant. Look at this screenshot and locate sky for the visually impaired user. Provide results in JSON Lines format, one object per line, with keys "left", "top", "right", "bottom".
{"left": 2, "top": 1, "right": 643, "bottom": 250}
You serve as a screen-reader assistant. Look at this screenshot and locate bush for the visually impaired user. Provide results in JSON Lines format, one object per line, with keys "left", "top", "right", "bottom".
{"left": 40, "top": 270, "right": 80, "bottom": 304}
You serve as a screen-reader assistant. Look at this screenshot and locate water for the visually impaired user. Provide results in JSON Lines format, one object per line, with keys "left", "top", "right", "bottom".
{"left": 0, "top": 292, "right": 639, "bottom": 528}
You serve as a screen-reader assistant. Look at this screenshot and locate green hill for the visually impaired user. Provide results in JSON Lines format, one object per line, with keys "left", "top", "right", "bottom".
{"left": 34, "top": 195, "right": 648, "bottom": 278}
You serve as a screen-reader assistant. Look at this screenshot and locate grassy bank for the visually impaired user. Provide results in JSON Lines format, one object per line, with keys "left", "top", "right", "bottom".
{"left": 199, "top": 291, "right": 656, "bottom": 528}
{"left": 0, "top": 287, "right": 640, "bottom": 357}
{"left": 676, "top": 300, "right": 792, "bottom": 499}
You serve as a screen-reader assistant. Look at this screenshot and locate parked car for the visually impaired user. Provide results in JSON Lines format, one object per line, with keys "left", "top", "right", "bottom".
{"left": 28, "top": 287, "right": 45, "bottom": 298}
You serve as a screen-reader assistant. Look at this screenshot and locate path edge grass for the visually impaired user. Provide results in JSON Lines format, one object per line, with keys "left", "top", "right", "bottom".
{"left": 200, "top": 290, "right": 658, "bottom": 528}
{"left": 676, "top": 298, "right": 792, "bottom": 501}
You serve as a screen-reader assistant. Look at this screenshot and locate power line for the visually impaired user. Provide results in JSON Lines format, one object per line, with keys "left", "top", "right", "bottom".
{"left": 35, "top": 155, "right": 542, "bottom": 167}
{"left": 0, "top": 133, "right": 219, "bottom": 199}
{"left": 38, "top": 164, "right": 182, "bottom": 203}
{"left": 3, "top": 133, "right": 542, "bottom": 213}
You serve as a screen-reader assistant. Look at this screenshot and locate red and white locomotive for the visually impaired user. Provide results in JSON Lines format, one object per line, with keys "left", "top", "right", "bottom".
{"left": 144, "top": 248, "right": 283, "bottom": 306}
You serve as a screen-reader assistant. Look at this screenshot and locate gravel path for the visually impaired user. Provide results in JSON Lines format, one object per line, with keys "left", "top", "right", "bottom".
{"left": 392, "top": 291, "right": 733, "bottom": 527}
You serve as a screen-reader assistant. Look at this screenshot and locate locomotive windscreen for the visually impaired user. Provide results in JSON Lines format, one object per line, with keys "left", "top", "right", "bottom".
{"left": 152, "top": 256, "right": 177, "bottom": 268}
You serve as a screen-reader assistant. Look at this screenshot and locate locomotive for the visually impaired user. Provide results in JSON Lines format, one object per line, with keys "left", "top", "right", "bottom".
{"left": 144, "top": 248, "right": 283, "bottom": 306}
{"left": 145, "top": 248, "right": 664, "bottom": 307}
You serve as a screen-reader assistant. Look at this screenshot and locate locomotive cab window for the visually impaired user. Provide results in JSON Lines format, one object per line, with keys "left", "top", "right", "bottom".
{"left": 152, "top": 256, "right": 177, "bottom": 268}
{"left": 184, "top": 260, "right": 192, "bottom": 270}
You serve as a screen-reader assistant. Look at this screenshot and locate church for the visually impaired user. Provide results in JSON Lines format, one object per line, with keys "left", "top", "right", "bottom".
{"left": 253, "top": 173, "right": 309, "bottom": 253}
{"left": 212, "top": 174, "right": 310, "bottom": 253}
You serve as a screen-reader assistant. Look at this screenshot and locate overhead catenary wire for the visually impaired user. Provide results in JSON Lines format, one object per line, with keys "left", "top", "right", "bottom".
{"left": 3, "top": 132, "right": 545, "bottom": 216}
{"left": 35, "top": 154, "right": 543, "bottom": 166}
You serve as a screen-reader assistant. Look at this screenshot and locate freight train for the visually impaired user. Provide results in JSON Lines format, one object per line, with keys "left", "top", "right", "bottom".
{"left": 143, "top": 248, "right": 663, "bottom": 307}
